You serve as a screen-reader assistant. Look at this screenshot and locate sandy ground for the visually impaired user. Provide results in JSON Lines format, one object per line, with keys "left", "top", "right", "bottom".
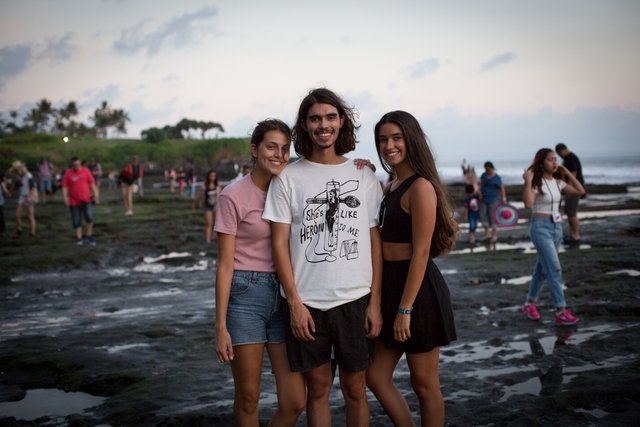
{"left": 0, "top": 183, "right": 639, "bottom": 426}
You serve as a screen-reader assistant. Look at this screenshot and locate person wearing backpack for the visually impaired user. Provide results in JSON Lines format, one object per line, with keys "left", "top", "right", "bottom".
{"left": 118, "top": 162, "right": 135, "bottom": 215}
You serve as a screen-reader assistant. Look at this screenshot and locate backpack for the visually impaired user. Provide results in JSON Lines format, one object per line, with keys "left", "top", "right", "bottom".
{"left": 121, "top": 165, "right": 133, "bottom": 181}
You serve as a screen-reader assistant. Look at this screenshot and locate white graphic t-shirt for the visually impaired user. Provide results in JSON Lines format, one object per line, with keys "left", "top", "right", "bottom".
{"left": 263, "top": 158, "right": 383, "bottom": 310}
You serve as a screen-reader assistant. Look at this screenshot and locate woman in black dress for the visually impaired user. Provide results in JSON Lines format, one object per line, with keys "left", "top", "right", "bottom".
{"left": 367, "top": 111, "right": 458, "bottom": 426}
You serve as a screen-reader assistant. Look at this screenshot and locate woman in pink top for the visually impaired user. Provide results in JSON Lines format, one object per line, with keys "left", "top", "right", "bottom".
{"left": 214, "top": 119, "right": 305, "bottom": 426}
{"left": 214, "top": 119, "right": 375, "bottom": 425}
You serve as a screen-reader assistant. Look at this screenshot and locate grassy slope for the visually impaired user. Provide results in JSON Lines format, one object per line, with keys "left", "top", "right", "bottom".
{"left": 0, "top": 133, "right": 250, "bottom": 172}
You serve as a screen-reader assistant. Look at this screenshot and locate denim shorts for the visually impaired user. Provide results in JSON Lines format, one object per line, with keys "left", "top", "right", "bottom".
{"left": 39, "top": 179, "right": 52, "bottom": 193}
{"left": 70, "top": 203, "right": 93, "bottom": 228}
{"left": 226, "top": 271, "right": 286, "bottom": 346}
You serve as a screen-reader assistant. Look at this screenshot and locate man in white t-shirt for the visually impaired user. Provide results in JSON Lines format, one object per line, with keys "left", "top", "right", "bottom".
{"left": 263, "top": 88, "right": 382, "bottom": 425}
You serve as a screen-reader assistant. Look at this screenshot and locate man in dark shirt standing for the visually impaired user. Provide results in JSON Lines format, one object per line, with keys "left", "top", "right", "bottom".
{"left": 555, "top": 143, "right": 585, "bottom": 244}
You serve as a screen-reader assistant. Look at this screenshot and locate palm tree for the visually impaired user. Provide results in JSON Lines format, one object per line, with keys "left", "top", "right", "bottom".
{"left": 112, "top": 109, "right": 130, "bottom": 135}
{"left": 176, "top": 118, "right": 195, "bottom": 139}
{"left": 199, "top": 120, "right": 225, "bottom": 138}
{"left": 91, "top": 100, "right": 112, "bottom": 138}
{"left": 53, "top": 101, "right": 79, "bottom": 134}
{"left": 35, "top": 98, "right": 54, "bottom": 132}
{"left": 4, "top": 110, "right": 21, "bottom": 134}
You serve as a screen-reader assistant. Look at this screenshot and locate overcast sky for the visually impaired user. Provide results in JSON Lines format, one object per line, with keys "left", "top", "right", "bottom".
{"left": 1, "top": 0, "right": 639, "bottom": 165}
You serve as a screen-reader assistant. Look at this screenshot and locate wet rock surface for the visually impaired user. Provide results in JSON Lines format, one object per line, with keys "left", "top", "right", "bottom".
{"left": 1, "top": 187, "right": 639, "bottom": 426}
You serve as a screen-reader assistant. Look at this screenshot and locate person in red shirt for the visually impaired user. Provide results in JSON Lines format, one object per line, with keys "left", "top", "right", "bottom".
{"left": 62, "top": 157, "right": 100, "bottom": 246}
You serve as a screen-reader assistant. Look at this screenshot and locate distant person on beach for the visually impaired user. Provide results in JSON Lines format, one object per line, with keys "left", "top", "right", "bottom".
{"left": 188, "top": 168, "right": 197, "bottom": 199}
{"left": 193, "top": 169, "right": 221, "bottom": 244}
{"left": 462, "top": 160, "right": 479, "bottom": 193}
{"left": 62, "top": 157, "right": 99, "bottom": 246}
{"left": 118, "top": 162, "right": 135, "bottom": 215}
{"left": 229, "top": 163, "right": 251, "bottom": 185}
{"left": 214, "top": 119, "right": 305, "bottom": 426}
{"left": 464, "top": 184, "right": 481, "bottom": 244}
{"left": 478, "top": 161, "right": 506, "bottom": 242}
{"left": 522, "top": 148, "right": 585, "bottom": 326}
{"left": 555, "top": 143, "right": 585, "bottom": 244}
{"left": 177, "top": 167, "right": 186, "bottom": 195}
{"left": 167, "top": 167, "right": 177, "bottom": 193}
{"left": 9, "top": 161, "right": 37, "bottom": 238}
{"left": 132, "top": 156, "right": 144, "bottom": 197}
{"left": 87, "top": 159, "right": 102, "bottom": 188}
{"left": 0, "top": 172, "right": 10, "bottom": 237}
{"left": 107, "top": 170, "right": 117, "bottom": 191}
{"left": 263, "top": 88, "right": 383, "bottom": 425}
{"left": 37, "top": 158, "right": 54, "bottom": 204}
{"left": 366, "top": 110, "right": 458, "bottom": 427}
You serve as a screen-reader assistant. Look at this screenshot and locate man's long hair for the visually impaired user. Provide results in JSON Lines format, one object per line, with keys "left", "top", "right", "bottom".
{"left": 292, "top": 88, "right": 359, "bottom": 158}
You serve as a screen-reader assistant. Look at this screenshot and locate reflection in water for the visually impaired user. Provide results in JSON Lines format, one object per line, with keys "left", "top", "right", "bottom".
{"left": 0, "top": 388, "right": 105, "bottom": 421}
{"left": 443, "top": 322, "right": 638, "bottom": 405}
{"left": 498, "top": 327, "right": 573, "bottom": 402}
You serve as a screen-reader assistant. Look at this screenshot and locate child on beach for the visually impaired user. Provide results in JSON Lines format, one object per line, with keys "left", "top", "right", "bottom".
{"left": 463, "top": 184, "right": 481, "bottom": 244}
{"left": 366, "top": 110, "right": 458, "bottom": 427}
{"left": 522, "top": 148, "right": 585, "bottom": 325}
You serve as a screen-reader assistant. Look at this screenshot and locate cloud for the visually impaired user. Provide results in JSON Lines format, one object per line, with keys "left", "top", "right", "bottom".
{"left": 81, "top": 84, "right": 122, "bottom": 109}
{"left": 113, "top": 6, "right": 218, "bottom": 56}
{"left": 408, "top": 58, "right": 440, "bottom": 79}
{"left": 0, "top": 44, "right": 33, "bottom": 90}
{"left": 480, "top": 52, "right": 515, "bottom": 72}
{"left": 39, "top": 33, "right": 75, "bottom": 65}
{"left": 162, "top": 74, "right": 180, "bottom": 84}
{"left": 125, "top": 98, "right": 178, "bottom": 135}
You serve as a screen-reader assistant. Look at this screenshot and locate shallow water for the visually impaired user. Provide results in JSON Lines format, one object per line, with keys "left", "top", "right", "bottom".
{"left": 1, "top": 249, "right": 638, "bottom": 424}
{"left": 0, "top": 388, "right": 105, "bottom": 422}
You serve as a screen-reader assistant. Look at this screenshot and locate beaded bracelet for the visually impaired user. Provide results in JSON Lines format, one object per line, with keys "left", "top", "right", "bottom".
{"left": 397, "top": 307, "right": 413, "bottom": 315}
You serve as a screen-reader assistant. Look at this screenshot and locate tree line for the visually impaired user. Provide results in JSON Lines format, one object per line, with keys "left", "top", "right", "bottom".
{"left": 0, "top": 99, "right": 130, "bottom": 139}
{"left": 140, "top": 118, "right": 225, "bottom": 143}
{"left": 0, "top": 98, "right": 225, "bottom": 144}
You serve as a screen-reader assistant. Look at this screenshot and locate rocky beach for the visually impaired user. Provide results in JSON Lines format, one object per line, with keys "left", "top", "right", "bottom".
{"left": 1, "top": 181, "right": 639, "bottom": 426}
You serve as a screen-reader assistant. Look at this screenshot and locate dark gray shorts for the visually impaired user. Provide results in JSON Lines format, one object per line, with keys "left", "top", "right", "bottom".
{"left": 283, "top": 294, "right": 372, "bottom": 373}
{"left": 564, "top": 195, "right": 580, "bottom": 217}
{"left": 70, "top": 203, "right": 93, "bottom": 229}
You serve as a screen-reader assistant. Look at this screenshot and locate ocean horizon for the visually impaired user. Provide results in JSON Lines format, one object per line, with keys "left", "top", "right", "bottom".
{"left": 421, "top": 154, "right": 640, "bottom": 186}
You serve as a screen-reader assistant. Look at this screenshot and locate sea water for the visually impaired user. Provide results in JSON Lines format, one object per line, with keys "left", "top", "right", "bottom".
{"left": 435, "top": 154, "right": 640, "bottom": 185}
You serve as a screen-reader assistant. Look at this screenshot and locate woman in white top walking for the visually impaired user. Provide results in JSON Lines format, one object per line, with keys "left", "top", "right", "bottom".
{"left": 522, "top": 148, "right": 585, "bottom": 325}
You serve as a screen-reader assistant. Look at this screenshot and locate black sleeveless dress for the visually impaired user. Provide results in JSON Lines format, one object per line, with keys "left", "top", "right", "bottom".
{"left": 378, "top": 174, "right": 457, "bottom": 353}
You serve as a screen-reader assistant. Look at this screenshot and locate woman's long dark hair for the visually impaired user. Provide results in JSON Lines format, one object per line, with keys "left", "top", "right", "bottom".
{"left": 374, "top": 110, "right": 458, "bottom": 257}
{"left": 292, "top": 88, "right": 359, "bottom": 158}
{"left": 205, "top": 169, "right": 218, "bottom": 188}
{"left": 527, "top": 148, "right": 560, "bottom": 195}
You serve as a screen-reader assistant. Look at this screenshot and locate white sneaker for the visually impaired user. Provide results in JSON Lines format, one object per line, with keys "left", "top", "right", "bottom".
{"left": 125, "top": 210, "right": 133, "bottom": 215}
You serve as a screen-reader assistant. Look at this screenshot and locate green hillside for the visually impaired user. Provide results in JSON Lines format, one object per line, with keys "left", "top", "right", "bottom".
{"left": 0, "top": 133, "right": 250, "bottom": 174}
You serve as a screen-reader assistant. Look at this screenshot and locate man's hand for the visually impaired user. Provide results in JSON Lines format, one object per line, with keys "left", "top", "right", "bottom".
{"left": 289, "top": 299, "right": 316, "bottom": 342}
{"left": 365, "top": 301, "right": 383, "bottom": 338}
